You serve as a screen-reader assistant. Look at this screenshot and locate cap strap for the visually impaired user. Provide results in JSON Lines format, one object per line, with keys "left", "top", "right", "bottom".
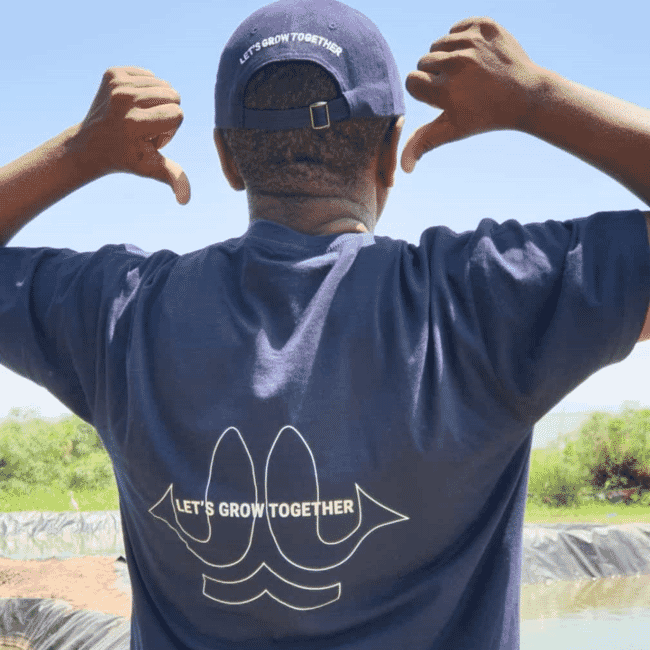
{"left": 242, "top": 97, "right": 350, "bottom": 131}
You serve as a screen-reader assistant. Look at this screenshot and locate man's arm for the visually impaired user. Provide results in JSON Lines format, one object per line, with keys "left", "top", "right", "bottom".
{"left": 0, "top": 66, "right": 190, "bottom": 247}
{"left": 0, "top": 125, "right": 101, "bottom": 246}
{"left": 401, "top": 17, "right": 650, "bottom": 341}
{"left": 517, "top": 69, "right": 650, "bottom": 207}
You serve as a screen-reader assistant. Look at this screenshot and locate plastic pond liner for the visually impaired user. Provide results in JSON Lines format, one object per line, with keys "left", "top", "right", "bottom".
{"left": 0, "top": 511, "right": 649, "bottom": 649}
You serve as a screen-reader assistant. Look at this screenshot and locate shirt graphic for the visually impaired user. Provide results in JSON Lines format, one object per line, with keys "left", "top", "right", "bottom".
{"left": 149, "top": 425, "right": 409, "bottom": 610}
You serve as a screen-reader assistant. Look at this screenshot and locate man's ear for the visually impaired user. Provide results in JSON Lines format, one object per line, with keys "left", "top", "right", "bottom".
{"left": 214, "top": 128, "right": 246, "bottom": 191}
{"left": 377, "top": 116, "right": 405, "bottom": 189}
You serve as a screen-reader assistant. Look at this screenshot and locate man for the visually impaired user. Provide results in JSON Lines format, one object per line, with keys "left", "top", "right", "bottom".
{"left": 0, "top": 1, "right": 649, "bottom": 649}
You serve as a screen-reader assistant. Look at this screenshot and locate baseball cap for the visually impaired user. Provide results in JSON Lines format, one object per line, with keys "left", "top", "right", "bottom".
{"left": 215, "top": 0, "right": 405, "bottom": 131}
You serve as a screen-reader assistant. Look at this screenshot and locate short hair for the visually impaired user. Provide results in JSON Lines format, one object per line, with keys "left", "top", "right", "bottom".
{"left": 222, "top": 62, "right": 394, "bottom": 194}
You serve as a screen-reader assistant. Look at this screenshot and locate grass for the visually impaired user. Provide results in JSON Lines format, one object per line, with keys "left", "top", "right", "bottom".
{"left": 1, "top": 485, "right": 650, "bottom": 526}
{"left": 0, "top": 484, "right": 120, "bottom": 512}
{"left": 524, "top": 500, "right": 650, "bottom": 524}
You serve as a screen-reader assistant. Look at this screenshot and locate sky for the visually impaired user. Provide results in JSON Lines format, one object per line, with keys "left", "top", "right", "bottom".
{"left": 1, "top": 0, "right": 650, "bottom": 445}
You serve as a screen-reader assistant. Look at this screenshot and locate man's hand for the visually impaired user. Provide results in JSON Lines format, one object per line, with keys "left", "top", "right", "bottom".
{"left": 78, "top": 67, "right": 190, "bottom": 204}
{"left": 0, "top": 67, "right": 191, "bottom": 245}
{"left": 401, "top": 17, "right": 542, "bottom": 173}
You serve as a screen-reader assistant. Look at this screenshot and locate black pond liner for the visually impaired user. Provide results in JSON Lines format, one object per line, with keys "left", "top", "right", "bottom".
{"left": 0, "top": 511, "right": 130, "bottom": 650}
{"left": 0, "top": 512, "right": 649, "bottom": 649}
{"left": 0, "top": 598, "right": 130, "bottom": 649}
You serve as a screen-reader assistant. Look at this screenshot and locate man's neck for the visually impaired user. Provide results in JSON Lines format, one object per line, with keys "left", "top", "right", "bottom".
{"left": 247, "top": 190, "right": 376, "bottom": 236}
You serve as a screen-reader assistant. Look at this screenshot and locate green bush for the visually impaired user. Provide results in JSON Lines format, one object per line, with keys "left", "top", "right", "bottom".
{"left": 528, "top": 447, "right": 585, "bottom": 506}
{"left": 0, "top": 411, "right": 115, "bottom": 498}
{"left": 66, "top": 451, "right": 115, "bottom": 490}
{"left": 528, "top": 408, "right": 650, "bottom": 507}
{"left": 570, "top": 410, "right": 650, "bottom": 491}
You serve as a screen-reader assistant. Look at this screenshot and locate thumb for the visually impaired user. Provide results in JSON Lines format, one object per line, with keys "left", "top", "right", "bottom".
{"left": 161, "top": 155, "right": 191, "bottom": 205}
{"left": 138, "top": 146, "right": 191, "bottom": 205}
{"left": 401, "top": 113, "right": 460, "bottom": 173}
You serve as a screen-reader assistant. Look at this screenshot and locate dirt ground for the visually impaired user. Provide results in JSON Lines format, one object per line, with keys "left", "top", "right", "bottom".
{"left": 0, "top": 556, "right": 131, "bottom": 619}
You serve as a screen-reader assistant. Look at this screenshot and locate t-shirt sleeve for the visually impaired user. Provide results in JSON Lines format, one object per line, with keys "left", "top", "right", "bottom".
{"left": 421, "top": 210, "right": 650, "bottom": 425}
{"left": 0, "top": 243, "right": 172, "bottom": 424}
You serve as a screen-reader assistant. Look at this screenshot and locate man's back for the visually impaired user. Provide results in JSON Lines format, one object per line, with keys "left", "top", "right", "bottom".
{"left": 3, "top": 213, "right": 645, "bottom": 648}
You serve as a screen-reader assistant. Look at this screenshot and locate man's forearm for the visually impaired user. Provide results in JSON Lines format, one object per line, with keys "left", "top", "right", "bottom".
{"left": 0, "top": 124, "right": 103, "bottom": 246}
{"left": 524, "top": 69, "right": 650, "bottom": 206}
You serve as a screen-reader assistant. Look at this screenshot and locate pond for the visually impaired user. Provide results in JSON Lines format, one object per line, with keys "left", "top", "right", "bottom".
{"left": 521, "top": 573, "right": 650, "bottom": 650}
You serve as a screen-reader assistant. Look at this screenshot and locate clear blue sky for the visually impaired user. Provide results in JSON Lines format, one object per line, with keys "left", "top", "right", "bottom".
{"left": 1, "top": 0, "right": 650, "bottom": 434}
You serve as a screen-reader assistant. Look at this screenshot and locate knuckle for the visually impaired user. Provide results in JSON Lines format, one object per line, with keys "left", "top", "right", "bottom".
{"left": 418, "top": 54, "right": 432, "bottom": 69}
{"left": 449, "top": 16, "right": 497, "bottom": 36}
{"left": 165, "top": 87, "right": 181, "bottom": 103}
{"left": 103, "top": 66, "right": 122, "bottom": 81}
{"left": 430, "top": 33, "right": 455, "bottom": 50}
{"left": 458, "top": 50, "right": 478, "bottom": 64}
{"left": 110, "top": 87, "right": 128, "bottom": 100}
{"left": 478, "top": 18, "right": 500, "bottom": 40}
{"left": 449, "top": 19, "right": 467, "bottom": 32}
{"left": 122, "top": 107, "right": 136, "bottom": 122}
{"left": 418, "top": 139, "right": 435, "bottom": 155}
{"left": 450, "top": 16, "right": 477, "bottom": 32}
{"left": 108, "top": 77, "right": 125, "bottom": 92}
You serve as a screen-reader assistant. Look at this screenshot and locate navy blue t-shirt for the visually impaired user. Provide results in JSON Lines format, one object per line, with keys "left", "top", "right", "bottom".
{"left": 1, "top": 212, "right": 649, "bottom": 649}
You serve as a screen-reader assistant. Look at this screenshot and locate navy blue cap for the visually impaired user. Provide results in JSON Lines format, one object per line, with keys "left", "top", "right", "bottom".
{"left": 215, "top": 0, "right": 405, "bottom": 131}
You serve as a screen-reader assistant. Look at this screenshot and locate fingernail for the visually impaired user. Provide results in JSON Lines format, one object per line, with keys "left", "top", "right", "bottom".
{"left": 402, "top": 156, "right": 415, "bottom": 174}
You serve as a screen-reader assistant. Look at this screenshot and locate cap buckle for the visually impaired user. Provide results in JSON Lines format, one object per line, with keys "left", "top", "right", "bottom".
{"left": 309, "top": 101, "right": 331, "bottom": 130}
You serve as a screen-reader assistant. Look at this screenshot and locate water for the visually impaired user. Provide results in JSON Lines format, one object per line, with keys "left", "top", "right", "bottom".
{"left": 521, "top": 573, "right": 650, "bottom": 649}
